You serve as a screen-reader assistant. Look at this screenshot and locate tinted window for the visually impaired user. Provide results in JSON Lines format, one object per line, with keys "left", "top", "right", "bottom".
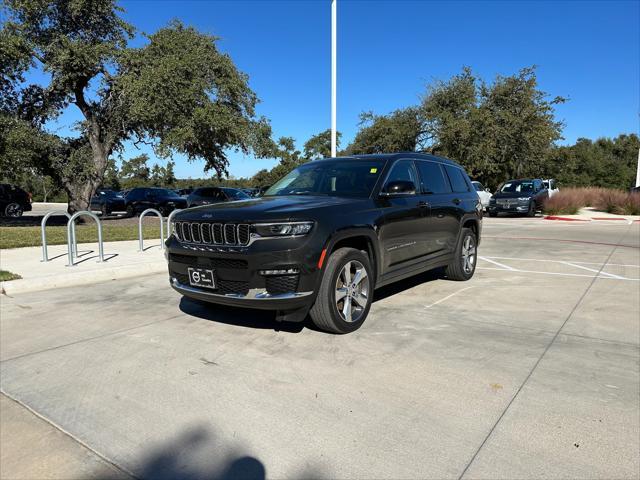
{"left": 222, "top": 188, "right": 250, "bottom": 200}
{"left": 499, "top": 181, "right": 534, "bottom": 193}
{"left": 264, "top": 160, "right": 384, "bottom": 198}
{"left": 127, "top": 189, "right": 142, "bottom": 201}
{"left": 383, "top": 160, "right": 418, "bottom": 192}
{"left": 472, "top": 182, "right": 484, "bottom": 192}
{"left": 416, "top": 161, "right": 452, "bottom": 194}
{"left": 444, "top": 165, "right": 470, "bottom": 193}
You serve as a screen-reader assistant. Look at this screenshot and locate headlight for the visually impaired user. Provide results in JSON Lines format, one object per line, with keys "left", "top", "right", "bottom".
{"left": 254, "top": 222, "right": 313, "bottom": 237}
{"left": 517, "top": 197, "right": 531, "bottom": 202}
{"left": 489, "top": 198, "right": 496, "bottom": 203}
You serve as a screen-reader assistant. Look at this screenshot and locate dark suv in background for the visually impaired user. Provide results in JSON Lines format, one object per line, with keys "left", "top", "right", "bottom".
{"left": 488, "top": 178, "right": 548, "bottom": 217}
{"left": 167, "top": 153, "right": 482, "bottom": 333}
{"left": 125, "top": 187, "right": 187, "bottom": 216}
{"left": 187, "top": 187, "right": 250, "bottom": 207}
{"left": 0, "top": 183, "right": 32, "bottom": 217}
{"left": 90, "top": 189, "right": 126, "bottom": 216}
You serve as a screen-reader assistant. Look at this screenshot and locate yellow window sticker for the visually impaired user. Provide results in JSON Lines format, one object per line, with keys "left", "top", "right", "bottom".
{"left": 370, "top": 168, "right": 378, "bottom": 174}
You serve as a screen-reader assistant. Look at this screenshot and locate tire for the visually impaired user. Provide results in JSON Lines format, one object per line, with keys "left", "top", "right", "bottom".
{"left": 101, "top": 204, "right": 110, "bottom": 216}
{"left": 309, "top": 247, "right": 373, "bottom": 334}
{"left": 4, "top": 202, "right": 23, "bottom": 218}
{"left": 488, "top": 211, "right": 497, "bottom": 217}
{"left": 159, "top": 206, "right": 169, "bottom": 217}
{"left": 126, "top": 205, "right": 136, "bottom": 217}
{"left": 527, "top": 201, "right": 536, "bottom": 217}
{"left": 445, "top": 228, "right": 477, "bottom": 281}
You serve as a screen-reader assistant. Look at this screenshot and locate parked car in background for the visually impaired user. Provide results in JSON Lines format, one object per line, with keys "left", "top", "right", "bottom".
{"left": 187, "top": 187, "right": 250, "bottom": 207}
{"left": 176, "top": 188, "right": 194, "bottom": 198}
{"left": 0, "top": 183, "right": 32, "bottom": 217}
{"left": 124, "top": 187, "right": 187, "bottom": 216}
{"left": 167, "top": 153, "right": 482, "bottom": 334}
{"left": 471, "top": 181, "right": 492, "bottom": 210}
{"left": 488, "top": 178, "right": 548, "bottom": 217}
{"left": 90, "top": 189, "right": 125, "bottom": 216}
{"left": 543, "top": 178, "right": 559, "bottom": 197}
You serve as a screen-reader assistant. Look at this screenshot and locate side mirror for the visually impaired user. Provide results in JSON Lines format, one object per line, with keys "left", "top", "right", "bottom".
{"left": 381, "top": 180, "right": 416, "bottom": 196}
{"left": 485, "top": 188, "right": 491, "bottom": 192}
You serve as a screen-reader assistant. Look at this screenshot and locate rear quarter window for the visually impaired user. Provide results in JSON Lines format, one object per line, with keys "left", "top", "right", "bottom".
{"left": 444, "top": 165, "right": 471, "bottom": 193}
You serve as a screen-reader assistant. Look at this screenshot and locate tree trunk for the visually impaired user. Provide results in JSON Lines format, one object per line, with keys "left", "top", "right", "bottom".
{"left": 65, "top": 149, "right": 109, "bottom": 214}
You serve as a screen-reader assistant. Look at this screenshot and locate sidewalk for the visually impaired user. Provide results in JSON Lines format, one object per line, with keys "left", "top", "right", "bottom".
{"left": 1, "top": 239, "right": 167, "bottom": 296}
{"left": 544, "top": 207, "right": 640, "bottom": 223}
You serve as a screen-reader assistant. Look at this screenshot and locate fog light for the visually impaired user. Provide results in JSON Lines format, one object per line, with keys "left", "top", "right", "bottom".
{"left": 259, "top": 268, "right": 299, "bottom": 276}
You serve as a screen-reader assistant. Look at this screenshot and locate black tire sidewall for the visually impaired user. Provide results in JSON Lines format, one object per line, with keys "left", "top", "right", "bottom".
{"left": 457, "top": 229, "right": 477, "bottom": 280}
{"left": 325, "top": 249, "right": 374, "bottom": 333}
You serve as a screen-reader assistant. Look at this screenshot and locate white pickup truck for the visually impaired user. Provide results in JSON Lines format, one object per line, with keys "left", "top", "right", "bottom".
{"left": 543, "top": 179, "right": 559, "bottom": 198}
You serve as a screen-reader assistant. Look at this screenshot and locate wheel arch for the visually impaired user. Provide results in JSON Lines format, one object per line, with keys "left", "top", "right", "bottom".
{"left": 323, "top": 228, "right": 381, "bottom": 286}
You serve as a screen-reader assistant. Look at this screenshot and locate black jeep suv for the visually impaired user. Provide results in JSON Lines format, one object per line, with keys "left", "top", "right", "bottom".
{"left": 167, "top": 153, "right": 482, "bottom": 333}
{"left": 0, "top": 183, "right": 32, "bottom": 217}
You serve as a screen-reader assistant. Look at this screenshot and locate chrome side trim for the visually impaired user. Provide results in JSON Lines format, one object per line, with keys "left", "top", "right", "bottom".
{"left": 171, "top": 278, "right": 312, "bottom": 300}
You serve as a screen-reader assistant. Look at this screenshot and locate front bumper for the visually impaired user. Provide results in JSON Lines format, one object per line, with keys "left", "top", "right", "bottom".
{"left": 488, "top": 203, "right": 529, "bottom": 213}
{"left": 166, "top": 233, "right": 324, "bottom": 311}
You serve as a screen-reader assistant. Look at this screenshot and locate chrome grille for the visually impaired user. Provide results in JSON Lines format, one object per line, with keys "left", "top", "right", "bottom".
{"left": 174, "top": 222, "right": 249, "bottom": 246}
{"left": 224, "top": 224, "right": 236, "bottom": 244}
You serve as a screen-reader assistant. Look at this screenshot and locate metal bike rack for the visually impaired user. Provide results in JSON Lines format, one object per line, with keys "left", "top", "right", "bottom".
{"left": 166, "top": 209, "right": 183, "bottom": 238}
{"left": 67, "top": 211, "right": 104, "bottom": 267}
{"left": 41, "top": 210, "right": 75, "bottom": 262}
{"left": 139, "top": 208, "right": 164, "bottom": 251}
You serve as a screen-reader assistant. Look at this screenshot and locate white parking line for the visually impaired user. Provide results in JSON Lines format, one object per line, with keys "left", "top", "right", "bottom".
{"left": 477, "top": 267, "right": 639, "bottom": 281}
{"left": 478, "top": 256, "right": 516, "bottom": 270}
{"left": 424, "top": 286, "right": 476, "bottom": 309}
{"left": 560, "top": 261, "right": 627, "bottom": 280}
{"left": 481, "top": 256, "right": 640, "bottom": 269}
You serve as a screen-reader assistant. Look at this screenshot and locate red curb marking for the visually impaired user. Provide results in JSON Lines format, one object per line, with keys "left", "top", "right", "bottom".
{"left": 544, "top": 216, "right": 590, "bottom": 222}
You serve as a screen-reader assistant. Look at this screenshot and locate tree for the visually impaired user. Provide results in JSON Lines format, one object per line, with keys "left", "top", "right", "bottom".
{"left": 345, "top": 109, "right": 422, "bottom": 155}
{"left": 1, "top": 0, "right": 273, "bottom": 211}
{"left": 119, "top": 154, "right": 149, "bottom": 188}
{"left": 303, "top": 129, "right": 341, "bottom": 159}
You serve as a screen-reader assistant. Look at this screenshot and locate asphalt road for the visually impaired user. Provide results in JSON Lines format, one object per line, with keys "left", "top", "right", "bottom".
{"left": 1, "top": 217, "right": 639, "bottom": 479}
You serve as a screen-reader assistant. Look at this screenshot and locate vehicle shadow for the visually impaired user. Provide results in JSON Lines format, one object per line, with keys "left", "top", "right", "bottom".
{"left": 93, "top": 425, "right": 325, "bottom": 480}
{"left": 373, "top": 268, "right": 444, "bottom": 302}
{"left": 179, "top": 297, "right": 307, "bottom": 333}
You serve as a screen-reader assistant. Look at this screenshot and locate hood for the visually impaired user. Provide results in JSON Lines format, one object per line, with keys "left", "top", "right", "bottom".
{"left": 176, "top": 195, "right": 370, "bottom": 222}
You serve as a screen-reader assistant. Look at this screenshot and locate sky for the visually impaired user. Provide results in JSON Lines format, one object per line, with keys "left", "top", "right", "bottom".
{"left": 35, "top": 0, "right": 640, "bottom": 179}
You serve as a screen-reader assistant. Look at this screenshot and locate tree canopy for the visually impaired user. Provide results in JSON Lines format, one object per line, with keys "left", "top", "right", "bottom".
{"left": 1, "top": 0, "right": 274, "bottom": 211}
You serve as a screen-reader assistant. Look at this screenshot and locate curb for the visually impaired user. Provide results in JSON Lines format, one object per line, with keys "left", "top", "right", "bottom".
{"left": 544, "top": 216, "right": 590, "bottom": 222}
{"left": 0, "top": 262, "right": 168, "bottom": 296}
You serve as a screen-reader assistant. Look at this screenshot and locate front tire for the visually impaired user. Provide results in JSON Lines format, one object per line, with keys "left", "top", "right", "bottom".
{"left": 309, "top": 247, "right": 373, "bottom": 334}
{"left": 4, "top": 202, "right": 23, "bottom": 218}
{"left": 445, "top": 228, "right": 477, "bottom": 281}
{"left": 527, "top": 201, "right": 536, "bottom": 217}
{"left": 126, "top": 205, "right": 135, "bottom": 217}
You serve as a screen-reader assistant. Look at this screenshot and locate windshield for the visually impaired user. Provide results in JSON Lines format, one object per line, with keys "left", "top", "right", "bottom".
{"left": 99, "top": 190, "right": 123, "bottom": 198}
{"left": 264, "top": 160, "right": 385, "bottom": 198}
{"left": 498, "top": 181, "right": 534, "bottom": 194}
{"left": 222, "top": 188, "right": 250, "bottom": 200}
{"left": 151, "top": 188, "right": 181, "bottom": 198}
{"left": 472, "top": 182, "right": 483, "bottom": 192}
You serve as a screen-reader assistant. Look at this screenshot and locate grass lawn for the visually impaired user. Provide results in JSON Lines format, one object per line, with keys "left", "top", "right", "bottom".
{"left": 0, "top": 224, "right": 166, "bottom": 249}
{"left": 0, "top": 270, "right": 22, "bottom": 281}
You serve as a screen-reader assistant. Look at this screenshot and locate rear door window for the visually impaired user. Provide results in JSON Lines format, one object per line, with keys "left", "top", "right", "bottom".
{"left": 382, "top": 160, "right": 418, "bottom": 193}
{"left": 444, "top": 165, "right": 470, "bottom": 193}
{"left": 416, "top": 161, "right": 452, "bottom": 194}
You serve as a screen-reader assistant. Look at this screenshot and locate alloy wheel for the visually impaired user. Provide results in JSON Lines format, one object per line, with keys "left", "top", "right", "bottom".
{"left": 461, "top": 235, "right": 476, "bottom": 274}
{"left": 5, "top": 203, "right": 23, "bottom": 217}
{"left": 335, "top": 260, "right": 370, "bottom": 323}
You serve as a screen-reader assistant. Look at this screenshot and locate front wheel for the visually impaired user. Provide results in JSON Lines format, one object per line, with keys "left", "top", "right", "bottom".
{"left": 445, "top": 228, "right": 477, "bottom": 281}
{"left": 527, "top": 201, "right": 536, "bottom": 217}
{"left": 4, "top": 202, "right": 24, "bottom": 218}
{"left": 309, "top": 247, "right": 373, "bottom": 334}
{"left": 126, "top": 205, "right": 136, "bottom": 217}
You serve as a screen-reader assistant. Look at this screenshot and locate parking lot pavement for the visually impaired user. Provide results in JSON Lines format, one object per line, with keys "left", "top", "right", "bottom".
{"left": 1, "top": 218, "right": 638, "bottom": 479}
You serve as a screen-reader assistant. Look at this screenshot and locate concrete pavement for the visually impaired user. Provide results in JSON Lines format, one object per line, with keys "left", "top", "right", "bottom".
{"left": 0, "top": 218, "right": 638, "bottom": 479}
{"left": 0, "top": 240, "right": 167, "bottom": 295}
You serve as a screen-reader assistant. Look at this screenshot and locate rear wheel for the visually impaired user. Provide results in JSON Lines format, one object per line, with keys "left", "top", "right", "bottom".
{"left": 126, "top": 205, "right": 136, "bottom": 217}
{"left": 445, "top": 228, "right": 477, "bottom": 281}
{"left": 309, "top": 247, "right": 373, "bottom": 334}
{"left": 4, "top": 202, "right": 23, "bottom": 218}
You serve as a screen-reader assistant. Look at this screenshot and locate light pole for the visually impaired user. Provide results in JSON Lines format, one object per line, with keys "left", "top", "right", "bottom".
{"left": 331, "top": 0, "right": 337, "bottom": 157}
{"left": 636, "top": 148, "right": 640, "bottom": 188}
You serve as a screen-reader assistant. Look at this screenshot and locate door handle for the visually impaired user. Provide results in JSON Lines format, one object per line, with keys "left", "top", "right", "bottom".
{"left": 417, "top": 201, "right": 429, "bottom": 208}
{"left": 452, "top": 198, "right": 461, "bottom": 205}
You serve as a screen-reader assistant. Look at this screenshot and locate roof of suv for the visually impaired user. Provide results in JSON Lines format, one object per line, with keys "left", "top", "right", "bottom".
{"left": 314, "top": 152, "right": 463, "bottom": 167}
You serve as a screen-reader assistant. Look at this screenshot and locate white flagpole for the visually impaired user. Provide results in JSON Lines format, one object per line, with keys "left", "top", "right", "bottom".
{"left": 635, "top": 148, "right": 640, "bottom": 188}
{"left": 331, "top": 0, "right": 337, "bottom": 157}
